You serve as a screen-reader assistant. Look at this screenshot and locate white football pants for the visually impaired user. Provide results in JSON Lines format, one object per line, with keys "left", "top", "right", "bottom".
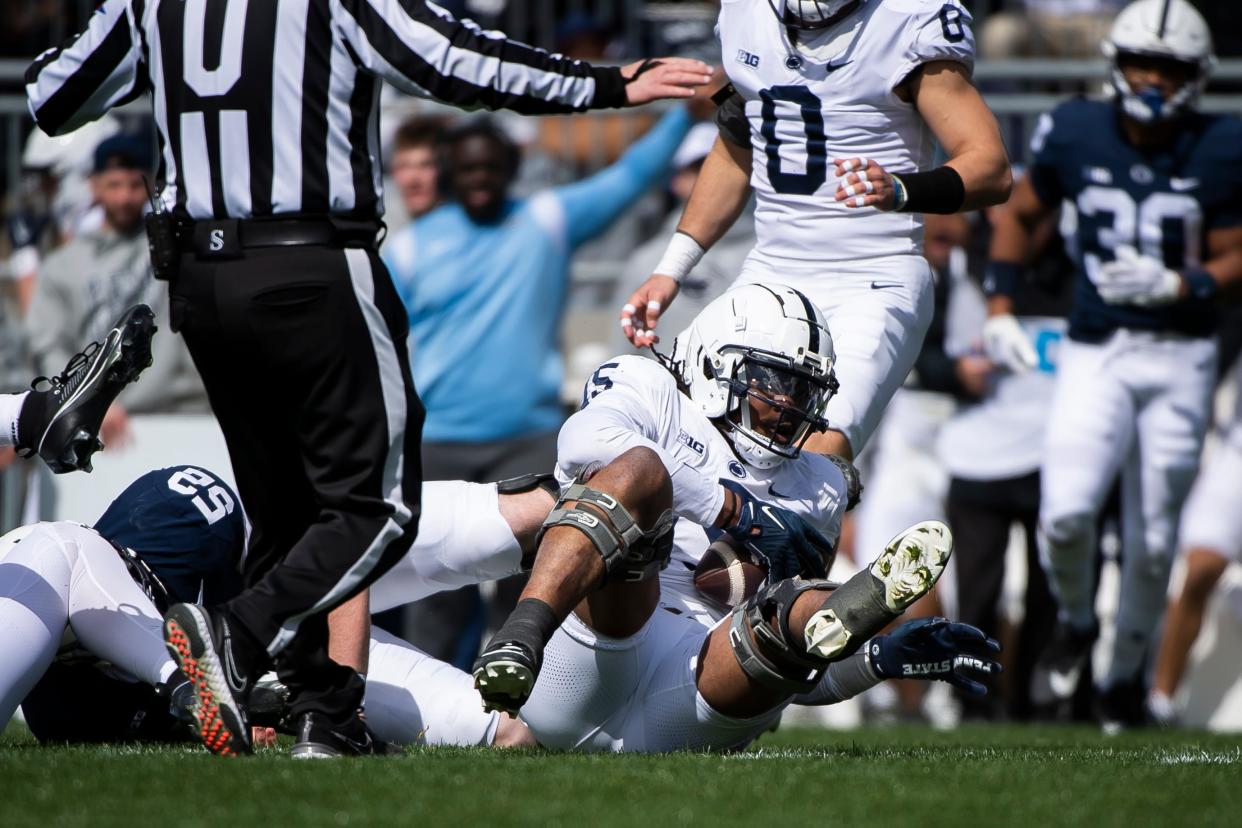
{"left": 733, "top": 253, "right": 934, "bottom": 455}
{"left": 1038, "top": 332, "right": 1216, "bottom": 686}
{"left": 0, "top": 522, "right": 176, "bottom": 727}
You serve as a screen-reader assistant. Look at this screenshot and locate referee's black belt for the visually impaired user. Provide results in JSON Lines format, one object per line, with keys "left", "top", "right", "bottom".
{"left": 178, "top": 215, "right": 382, "bottom": 258}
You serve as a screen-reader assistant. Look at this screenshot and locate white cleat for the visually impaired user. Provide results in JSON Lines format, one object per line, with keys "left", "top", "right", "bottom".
{"left": 473, "top": 643, "right": 537, "bottom": 717}
{"left": 870, "top": 520, "right": 953, "bottom": 612}
{"left": 803, "top": 520, "right": 953, "bottom": 661}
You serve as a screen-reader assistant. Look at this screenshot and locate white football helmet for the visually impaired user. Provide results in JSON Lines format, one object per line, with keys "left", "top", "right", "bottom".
{"left": 1102, "top": 0, "right": 1215, "bottom": 123}
{"left": 670, "top": 284, "right": 837, "bottom": 469}
{"left": 767, "top": 0, "right": 861, "bottom": 31}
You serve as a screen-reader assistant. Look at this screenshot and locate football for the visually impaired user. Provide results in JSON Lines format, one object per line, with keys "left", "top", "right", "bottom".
{"left": 693, "top": 535, "right": 767, "bottom": 607}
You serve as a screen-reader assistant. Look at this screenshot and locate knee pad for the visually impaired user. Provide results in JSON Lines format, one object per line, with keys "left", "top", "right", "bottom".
{"left": 496, "top": 472, "right": 560, "bottom": 500}
{"left": 728, "top": 578, "right": 840, "bottom": 695}
{"left": 536, "top": 482, "right": 675, "bottom": 583}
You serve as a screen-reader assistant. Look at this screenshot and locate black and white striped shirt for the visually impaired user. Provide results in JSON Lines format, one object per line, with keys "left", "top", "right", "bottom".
{"left": 26, "top": 0, "right": 628, "bottom": 221}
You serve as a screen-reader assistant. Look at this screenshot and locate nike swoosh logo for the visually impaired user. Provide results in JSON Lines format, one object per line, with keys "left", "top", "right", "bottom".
{"left": 330, "top": 728, "right": 374, "bottom": 754}
{"left": 760, "top": 504, "right": 785, "bottom": 530}
{"left": 826, "top": 59, "right": 853, "bottom": 73}
{"left": 767, "top": 483, "right": 793, "bottom": 499}
{"left": 219, "top": 619, "right": 247, "bottom": 694}
{"left": 870, "top": 282, "right": 902, "bottom": 290}
{"left": 1170, "top": 177, "right": 1199, "bottom": 191}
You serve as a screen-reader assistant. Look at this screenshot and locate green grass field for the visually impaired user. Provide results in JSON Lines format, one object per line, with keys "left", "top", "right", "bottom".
{"left": 3, "top": 723, "right": 1238, "bottom": 827}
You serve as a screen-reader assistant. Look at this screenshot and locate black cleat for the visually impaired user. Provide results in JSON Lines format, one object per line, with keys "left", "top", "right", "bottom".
{"left": 290, "top": 711, "right": 397, "bottom": 759}
{"left": 17, "top": 304, "right": 156, "bottom": 473}
{"left": 1098, "top": 673, "right": 1150, "bottom": 736}
{"left": 1031, "top": 620, "right": 1097, "bottom": 710}
{"left": 473, "top": 640, "right": 539, "bottom": 717}
{"left": 163, "top": 603, "right": 253, "bottom": 757}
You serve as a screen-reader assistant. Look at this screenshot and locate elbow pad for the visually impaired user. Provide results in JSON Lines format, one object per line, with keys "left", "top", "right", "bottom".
{"left": 713, "top": 83, "right": 750, "bottom": 148}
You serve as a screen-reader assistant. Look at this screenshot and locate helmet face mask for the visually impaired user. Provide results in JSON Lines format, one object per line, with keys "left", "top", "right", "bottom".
{"left": 720, "top": 347, "right": 836, "bottom": 464}
{"left": 1103, "top": 0, "right": 1215, "bottom": 124}
{"left": 765, "top": 0, "right": 861, "bottom": 32}
{"left": 672, "top": 284, "right": 838, "bottom": 470}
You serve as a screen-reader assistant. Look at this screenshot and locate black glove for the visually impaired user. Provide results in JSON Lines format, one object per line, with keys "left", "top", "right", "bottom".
{"left": 721, "top": 480, "right": 833, "bottom": 582}
{"left": 868, "top": 617, "right": 1002, "bottom": 695}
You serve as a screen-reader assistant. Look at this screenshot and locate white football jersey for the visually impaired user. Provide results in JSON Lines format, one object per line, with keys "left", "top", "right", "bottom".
{"left": 717, "top": 0, "right": 975, "bottom": 264}
{"left": 556, "top": 355, "right": 848, "bottom": 576}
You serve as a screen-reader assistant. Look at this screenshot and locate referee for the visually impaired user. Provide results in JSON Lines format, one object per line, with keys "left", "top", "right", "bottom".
{"left": 27, "top": 0, "right": 709, "bottom": 758}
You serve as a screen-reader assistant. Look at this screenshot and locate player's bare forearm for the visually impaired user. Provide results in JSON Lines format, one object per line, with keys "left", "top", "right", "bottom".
{"left": 913, "top": 62, "right": 1012, "bottom": 211}
{"left": 328, "top": 590, "right": 371, "bottom": 674}
{"left": 676, "top": 136, "right": 753, "bottom": 248}
{"left": 986, "top": 175, "right": 1053, "bottom": 316}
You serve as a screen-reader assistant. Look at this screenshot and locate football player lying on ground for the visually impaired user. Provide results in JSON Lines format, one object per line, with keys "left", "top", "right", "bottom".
{"left": 0, "top": 457, "right": 992, "bottom": 754}
{"left": 474, "top": 284, "right": 999, "bottom": 751}
{"left": 0, "top": 465, "right": 548, "bottom": 753}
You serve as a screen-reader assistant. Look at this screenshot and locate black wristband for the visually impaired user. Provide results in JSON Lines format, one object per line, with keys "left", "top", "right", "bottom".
{"left": 1182, "top": 268, "right": 1218, "bottom": 301}
{"left": 590, "top": 66, "right": 628, "bottom": 109}
{"left": 891, "top": 166, "right": 966, "bottom": 214}
{"left": 983, "top": 261, "right": 1023, "bottom": 298}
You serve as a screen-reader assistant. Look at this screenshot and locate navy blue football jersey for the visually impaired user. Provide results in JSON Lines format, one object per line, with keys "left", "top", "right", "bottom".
{"left": 1028, "top": 97, "right": 1242, "bottom": 342}
{"left": 94, "top": 466, "right": 245, "bottom": 608}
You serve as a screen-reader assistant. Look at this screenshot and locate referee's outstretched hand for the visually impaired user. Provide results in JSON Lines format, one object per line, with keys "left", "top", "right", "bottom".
{"left": 622, "top": 58, "right": 713, "bottom": 105}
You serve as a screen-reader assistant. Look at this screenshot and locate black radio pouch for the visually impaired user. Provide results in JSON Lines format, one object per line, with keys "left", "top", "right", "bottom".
{"left": 145, "top": 210, "right": 179, "bottom": 282}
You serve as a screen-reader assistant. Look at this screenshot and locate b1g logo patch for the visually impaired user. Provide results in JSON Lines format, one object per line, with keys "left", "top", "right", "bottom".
{"left": 677, "top": 430, "right": 705, "bottom": 456}
{"left": 736, "top": 49, "right": 760, "bottom": 68}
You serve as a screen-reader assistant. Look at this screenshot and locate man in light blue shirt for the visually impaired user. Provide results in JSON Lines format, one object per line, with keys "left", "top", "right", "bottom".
{"left": 383, "top": 106, "right": 693, "bottom": 663}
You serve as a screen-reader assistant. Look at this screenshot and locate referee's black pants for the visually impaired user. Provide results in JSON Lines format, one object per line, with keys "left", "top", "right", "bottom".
{"left": 947, "top": 472, "right": 1055, "bottom": 721}
{"left": 171, "top": 244, "right": 423, "bottom": 720}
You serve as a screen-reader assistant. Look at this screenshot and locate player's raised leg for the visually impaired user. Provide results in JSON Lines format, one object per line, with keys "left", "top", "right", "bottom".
{"left": 697, "top": 520, "right": 956, "bottom": 717}
{"left": 0, "top": 304, "right": 155, "bottom": 473}
{"left": 474, "top": 447, "right": 676, "bottom": 714}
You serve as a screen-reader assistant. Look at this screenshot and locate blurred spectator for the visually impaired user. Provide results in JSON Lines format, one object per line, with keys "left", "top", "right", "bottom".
{"left": 5, "top": 117, "right": 122, "bottom": 310}
{"left": 607, "top": 122, "right": 753, "bottom": 355}
{"left": 388, "top": 116, "right": 449, "bottom": 226}
{"left": 939, "top": 205, "right": 1073, "bottom": 720}
{"left": 980, "top": 0, "right": 1128, "bottom": 59}
{"left": 26, "top": 133, "right": 209, "bottom": 450}
{"left": 1150, "top": 356, "right": 1242, "bottom": 725}
{"left": 383, "top": 106, "right": 695, "bottom": 665}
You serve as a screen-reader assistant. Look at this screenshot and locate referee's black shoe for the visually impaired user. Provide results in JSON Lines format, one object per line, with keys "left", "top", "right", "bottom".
{"left": 16, "top": 304, "right": 156, "bottom": 473}
{"left": 163, "top": 603, "right": 254, "bottom": 757}
{"left": 290, "top": 710, "right": 398, "bottom": 759}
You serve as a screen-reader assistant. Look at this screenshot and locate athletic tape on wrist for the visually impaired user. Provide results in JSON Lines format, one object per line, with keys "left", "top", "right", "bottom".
{"left": 889, "top": 166, "right": 965, "bottom": 215}
{"left": 653, "top": 232, "right": 705, "bottom": 283}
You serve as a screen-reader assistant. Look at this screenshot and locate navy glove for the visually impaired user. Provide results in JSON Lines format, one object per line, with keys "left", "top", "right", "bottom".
{"left": 868, "top": 616, "right": 1002, "bottom": 695}
{"left": 721, "top": 480, "right": 832, "bottom": 582}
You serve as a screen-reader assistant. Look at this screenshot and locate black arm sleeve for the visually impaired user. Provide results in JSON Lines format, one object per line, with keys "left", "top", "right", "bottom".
{"left": 713, "top": 84, "right": 750, "bottom": 148}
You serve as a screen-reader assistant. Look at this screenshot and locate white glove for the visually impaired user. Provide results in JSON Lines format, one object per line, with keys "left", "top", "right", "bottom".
{"left": 982, "top": 314, "right": 1038, "bottom": 373}
{"left": 1094, "top": 246, "right": 1183, "bottom": 306}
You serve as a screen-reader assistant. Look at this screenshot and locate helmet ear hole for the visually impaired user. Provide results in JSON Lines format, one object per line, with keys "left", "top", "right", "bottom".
{"left": 702, "top": 355, "right": 714, "bottom": 381}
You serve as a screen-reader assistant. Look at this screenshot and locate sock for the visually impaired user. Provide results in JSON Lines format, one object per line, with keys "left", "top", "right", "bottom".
{"left": 492, "top": 598, "right": 561, "bottom": 661}
{"left": 0, "top": 391, "right": 29, "bottom": 448}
